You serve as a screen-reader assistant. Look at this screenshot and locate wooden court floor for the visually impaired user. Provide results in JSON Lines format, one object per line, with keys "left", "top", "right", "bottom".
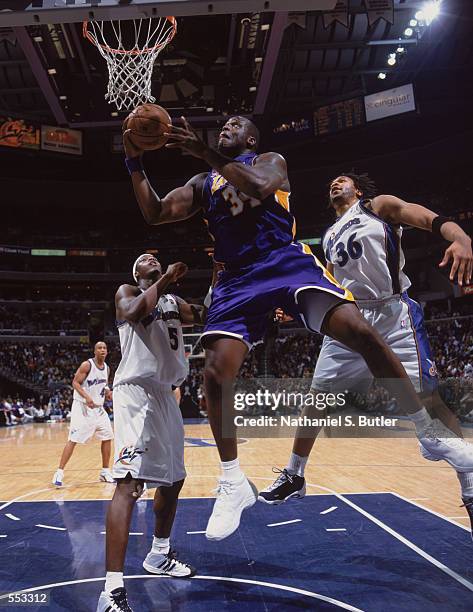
{"left": 0, "top": 422, "right": 470, "bottom": 530}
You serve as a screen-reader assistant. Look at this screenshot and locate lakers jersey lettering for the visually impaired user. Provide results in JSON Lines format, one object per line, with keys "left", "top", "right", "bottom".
{"left": 203, "top": 152, "right": 294, "bottom": 266}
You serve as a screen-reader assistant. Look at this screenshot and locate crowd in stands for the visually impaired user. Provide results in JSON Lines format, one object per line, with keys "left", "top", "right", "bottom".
{"left": 0, "top": 304, "right": 472, "bottom": 424}
{"left": 0, "top": 306, "right": 91, "bottom": 335}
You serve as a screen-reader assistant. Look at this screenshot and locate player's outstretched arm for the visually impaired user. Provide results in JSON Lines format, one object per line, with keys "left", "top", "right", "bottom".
{"left": 116, "top": 262, "right": 188, "bottom": 323}
{"left": 176, "top": 299, "right": 206, "bottom": 326}
{"left": 123, "top": 131, "right": 206, "bottom": 225}
{"left": 371, "top": 195, "right": 472, "bottom": 286}
{"left": 164, "top": 118, "right": 289, "bottom": 200}
{"left": 72, "top": 361, "right": 95, "bottom": 407}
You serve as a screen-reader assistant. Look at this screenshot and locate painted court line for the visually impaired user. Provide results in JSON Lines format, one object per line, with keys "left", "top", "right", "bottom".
{"left": 5, "top": 513, "right": 20, "bottom": 521}
{"left": 35, "top": 524, "right": 66, "bottom": 531}
{"left": 320, "top": 506, "right": 337, "bottom": 515}
{"left": 0, "top": 535, "right": 7, "bottom": 538}
{"left": 392, "top": 492, "right": 470, "bottom": 532}
{"left": 186, "top": 530, "right": 206, "bottom": 534}
{"left": 100, "top": 531, "right": 143, "bottom": 536}
{"left": 267, "top": 519, "right": 301, "bottom": 527}
{"left": 309, "top": 484, "right": 473, "bottom": 593}
{"left": 0, "top": 574, "right": 365, "bottom": 611}
{"left": 326, "top": 528, "right": 346, "bottom": 532}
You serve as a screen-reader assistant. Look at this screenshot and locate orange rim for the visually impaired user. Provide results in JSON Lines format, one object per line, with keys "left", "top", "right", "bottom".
{"left": 82, "top": 16, "right": 177, "bottom": 56}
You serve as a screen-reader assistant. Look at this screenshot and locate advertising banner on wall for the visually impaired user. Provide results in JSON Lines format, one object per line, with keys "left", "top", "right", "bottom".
{"left": 0, "top": 117, "right": 40, "bottom": 149}
{"left": 364, "top": 84, "right": 416, "bottom": 122}
{"left": 41, "top": 125, "right": 83, "bottom": 155}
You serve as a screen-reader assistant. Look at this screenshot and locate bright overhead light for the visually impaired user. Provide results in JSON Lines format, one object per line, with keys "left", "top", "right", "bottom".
{"left": 47, "top": 68, "right": 57, "bottom": 75}
{"left": 397, "top": 46, "right": 405, "bottom": 53}
{"left": 387, "top": 57, "right": 396, "bottom": 66}
{"left": 409, "top": 19, "right": 418, "bottom": 27}
{"left": 59, "top": 95, "right": 67, "bottom": 100}
{"left": 378, "top": 72, "right": 387, "bottom": 80}
{"left": 422, "top": 1, "right": 441, "bottom": 24}
{"left": 404, "top": 28, "right": 413, "bottom": 37}
{"left": 33, "top": 36, "right": 43, "bottom": 43}
{"left": 249, "top": 86, "right": 257, "bottom": 92}
{"left": 206, "top": 107, "right": 214, "bottom": 112}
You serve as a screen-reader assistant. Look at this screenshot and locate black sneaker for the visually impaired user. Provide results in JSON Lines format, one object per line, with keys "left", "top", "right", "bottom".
{"left": 258, "top": 468, "right": 306, "bottom": 505}
{"left": 96, "top": 587, "right": 133, "bottom": 612}
{"left": 461, "top": 497, "right": 473, "bottom": 542}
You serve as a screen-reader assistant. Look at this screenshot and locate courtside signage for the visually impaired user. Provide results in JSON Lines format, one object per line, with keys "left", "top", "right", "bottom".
{"left": 364, "top": 83, "right": 416, "bottom": 122}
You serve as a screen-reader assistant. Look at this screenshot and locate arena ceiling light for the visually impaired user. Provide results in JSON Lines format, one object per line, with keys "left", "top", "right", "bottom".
{"left": 404, "top": 27, "right": 414, "bottom": 37}
{"left": 416, "top": 1, "right": 442, "bottom": 24}
{"left": 377, "top": 72, "right": 387, "bottom": 80}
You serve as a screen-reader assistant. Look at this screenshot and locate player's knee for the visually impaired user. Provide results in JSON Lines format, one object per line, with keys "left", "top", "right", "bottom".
{"left": 204, "top": 357, "right": 231, "bottom": 387}
{"left": 350, "top": 321, "right": 385, "bottom": 356}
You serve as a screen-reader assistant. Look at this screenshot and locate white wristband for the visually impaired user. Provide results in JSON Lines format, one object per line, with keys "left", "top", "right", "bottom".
{"left": 204, "top": 286, "right": 213, "bottom": 308}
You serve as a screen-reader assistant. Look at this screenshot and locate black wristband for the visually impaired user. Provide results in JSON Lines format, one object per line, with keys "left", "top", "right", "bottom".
{"left": 431, "top": 215, "right": 450, "bottom": 238}
{"left": 125, "top": 156, "right": 144, "bottom": 175}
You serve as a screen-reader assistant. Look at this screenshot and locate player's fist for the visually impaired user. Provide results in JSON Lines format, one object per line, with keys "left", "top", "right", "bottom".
{"left": 274, "top": 308, "right": 293, "bottom": 323}
{"left": 165, "top": 262, "right": 188, "bottom": 283}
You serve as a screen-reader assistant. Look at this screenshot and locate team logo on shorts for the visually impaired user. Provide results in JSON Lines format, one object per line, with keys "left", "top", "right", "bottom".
{"left": 429, "top": 363, "right": 438, "bottom": 377}
{"left": 116, "top": 446, "right": 147, "bottom": 465}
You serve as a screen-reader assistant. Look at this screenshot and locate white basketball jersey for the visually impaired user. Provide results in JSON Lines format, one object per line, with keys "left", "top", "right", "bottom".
{"left": 73, "top": 358, "right": 109, "bottom": 406}
{"left": 323, "top": 200, "right": 411, "bottom": 300}
{"left": 113, "top": 293, "right": 188, "bottom": 388}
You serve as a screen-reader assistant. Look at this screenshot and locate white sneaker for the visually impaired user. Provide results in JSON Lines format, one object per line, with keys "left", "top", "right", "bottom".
{"left": 143, "top": 549, "right": 195, "bottom": 577}
{"left": 96, "top": 587, "right": 133, "bottom": 612}
{"left": 419, "top": 419, "right": 473, "bottom": 472}
{"left": 99, "top": 469, "right": 115, "bottom": 483}
{"left": 205, "top": 475, "right": 257, "bottom": 541}
{"left": 52, "top": 469, "right": 64, "bottom": 487}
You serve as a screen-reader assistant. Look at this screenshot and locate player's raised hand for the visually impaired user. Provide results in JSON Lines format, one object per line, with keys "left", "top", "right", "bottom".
{"left": 165, "top": 262, "right": 188, "bottom": 283}
{"left": 164, "top": 117, "right": 207, "bottom": 159}
{"left": 123, "top": 128, "right": 143, "bottom": 159}
{"left": 439, "top": 238, "right": 473, "bottom": 286}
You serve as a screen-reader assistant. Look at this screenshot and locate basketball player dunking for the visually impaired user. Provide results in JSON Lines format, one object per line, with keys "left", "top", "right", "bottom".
{"left": 260, "top": 174, "right": 473, "bottom": 530}
{"left": 97, "top": 254, "right": 204, "bottom": 612}
{"left": 52, "top": 341, "right": 114, "bottom": 487}
{"left": 123, "top": 117, "right": 471, "bottom": 543}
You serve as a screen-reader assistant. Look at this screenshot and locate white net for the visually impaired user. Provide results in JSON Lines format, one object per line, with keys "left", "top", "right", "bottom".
{"left": 83, "top": 17, "right": 177, "bottom": 111}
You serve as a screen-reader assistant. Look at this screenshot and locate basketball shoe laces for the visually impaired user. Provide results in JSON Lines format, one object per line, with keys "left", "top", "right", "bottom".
{"left": 212, "top": 479, "right": 238, "bottom": 514}
{"left": 265, "top": 467, "right": 294, "bottom": 491}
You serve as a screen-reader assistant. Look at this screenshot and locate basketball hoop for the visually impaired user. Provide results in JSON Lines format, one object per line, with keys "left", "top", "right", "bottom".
{"left": 83, "top": 17, "right": 177, "bottom": 111}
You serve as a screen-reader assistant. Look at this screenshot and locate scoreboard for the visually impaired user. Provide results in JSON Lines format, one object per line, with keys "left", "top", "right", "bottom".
{"left": 313, "top": 97, "right": 365, "bottom": 137}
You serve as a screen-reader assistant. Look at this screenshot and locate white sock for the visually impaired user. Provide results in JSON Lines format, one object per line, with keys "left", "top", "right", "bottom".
{"left": 105, "top": 571, "right": 123, "bottom": 593}
{"left": 286, "top": 452, "right": 308, "bottom": 477}
{"left": 221, "top": 458, "right": 243, "bottom": 481}
{"left": 56, "top": 468, "right": 64, "bottom": 475}
{"left": 457, "top": 472, "right": 473, "bottom": 499}
{"left": 152, "top": 536, "right": 170, "bottom": 555}
{"left": 409, "top": 407, "right": 432, "bottom": 433}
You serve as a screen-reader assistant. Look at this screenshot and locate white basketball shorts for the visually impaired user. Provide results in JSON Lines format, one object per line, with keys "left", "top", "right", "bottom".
{"left": 313, "top": 292, "right": 438, "bottom": 394}
{"left": 112, "top": 382, "right": 186, "bottom": 487}
{"left": 68, "top": 399, "right": 114, "bottom": 444}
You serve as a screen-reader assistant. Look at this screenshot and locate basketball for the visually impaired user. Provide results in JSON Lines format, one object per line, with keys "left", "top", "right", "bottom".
{"left": 124, "top": 103, "right": 171, "bottom": 151}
